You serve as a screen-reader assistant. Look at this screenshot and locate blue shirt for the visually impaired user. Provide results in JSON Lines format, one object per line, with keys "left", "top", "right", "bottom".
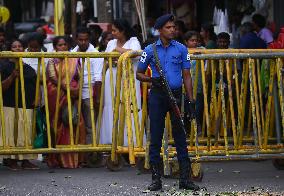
{"left": 138, "top": 39, "right": 191, "bottom": 89}
{"left": 239, "top": 32, "right": 267, "bottom": 49}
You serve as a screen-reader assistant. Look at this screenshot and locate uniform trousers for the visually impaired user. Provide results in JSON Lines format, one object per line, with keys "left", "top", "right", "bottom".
{"left": 148, "top": 87, "right": 188, "bottom": 164}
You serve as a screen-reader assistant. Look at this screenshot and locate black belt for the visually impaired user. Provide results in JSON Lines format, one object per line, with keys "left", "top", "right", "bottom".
{"left": 151, "top": 85, "right": 182, "bottom": 96}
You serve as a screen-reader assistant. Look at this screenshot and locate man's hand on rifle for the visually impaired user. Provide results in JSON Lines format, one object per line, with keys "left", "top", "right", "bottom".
{"left": 186, "top": 100, "right": 196, "bottom": 120}
{"left": 150, "top": 77, "right": 163, "bottom": 88}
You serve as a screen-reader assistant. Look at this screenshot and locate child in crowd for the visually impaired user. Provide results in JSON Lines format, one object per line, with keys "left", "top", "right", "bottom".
{"left": 184, "top": 31, "right": 204, "bottom": 135}
{"left": 217, "top": 32, "right": 231, "bottom": 49}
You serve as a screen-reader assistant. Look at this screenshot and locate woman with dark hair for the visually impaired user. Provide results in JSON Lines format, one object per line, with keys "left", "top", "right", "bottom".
{"left": 89, "top": 24, "right": 103, "bottom": 48}
{"left": 110, "top": 19, "right": 139, "bottom": 53}
{"left": 184, "top": 31, "right": 200, "bottom": 48}
{"left": 98, "top": 32, "right": 113, "bottom": 52}
{"left": 184, "top": 31, "right": 204, "bottom": 135}
{"left": 0, "top": 39, "right": 39, "bottom": 170}
{"left": 46, "top": 36, "right": 86, "bottom": 168}
{"left": 64, "top": 35, "right": 75, "bottom": 51}
{"left": 100, "top": 19, "right": 142, "bottom": 145}
{"left": 200, "top": 23, "right": 217, "bottom": 49}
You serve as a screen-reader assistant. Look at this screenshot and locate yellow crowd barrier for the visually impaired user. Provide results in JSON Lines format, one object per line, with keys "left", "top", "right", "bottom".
{"left": 0, "top": 52, "right": 121, "bottom": 156}
{"left": 112, "top": 49, "right": 284, "bottom": 173}
{"left": 0, "top": 50, "right": 283, "bottom": 173}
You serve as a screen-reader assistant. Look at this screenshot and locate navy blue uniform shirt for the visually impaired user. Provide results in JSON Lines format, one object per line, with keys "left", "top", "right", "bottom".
{"left": 138, "top": 38, "right": 191, "bottom": 89}
{"left": 239, "top": 32, "right": 267, "bottom": 49}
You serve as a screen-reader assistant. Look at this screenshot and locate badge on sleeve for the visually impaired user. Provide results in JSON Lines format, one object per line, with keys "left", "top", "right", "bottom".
{"left": 186, "top": 53, "right": 190, "bottom": 61}
{"left": 140, "top": 52, "right": 147, "bottom": 63}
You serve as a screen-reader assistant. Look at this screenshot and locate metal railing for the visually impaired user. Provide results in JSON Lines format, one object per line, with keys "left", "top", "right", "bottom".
{"left": 114, "top": 49, "right": 284, "bottom": 172}
{"left": 0, "top": 52, "right": 120, "bottom": 154}
{"left": 0, "top": 50, "right": 283, "bottom": 173}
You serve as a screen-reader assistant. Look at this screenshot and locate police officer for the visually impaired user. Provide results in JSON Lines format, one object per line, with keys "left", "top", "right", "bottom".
{"left": 136, "top": 14, "right": 200, "bottom": 191}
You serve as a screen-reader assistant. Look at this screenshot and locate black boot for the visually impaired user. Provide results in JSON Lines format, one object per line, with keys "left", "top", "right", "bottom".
{"left": 179, "top": 159, "right": 200, "bottom": 191}
{"left": 148, "top": 163, "right": 162, "bottom": 191}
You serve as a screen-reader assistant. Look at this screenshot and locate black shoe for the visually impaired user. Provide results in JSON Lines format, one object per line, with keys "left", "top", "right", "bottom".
{"left": 179, "top": 180, "right": 200, "bottom": 191}
{"left": 148, "top": 180, "right": 162, "bottom": 191}
{"left": 148, "top": 163, "right": 162, "bottom": 191}
{"left": 178, "top": 159, "right": 200, "bottom": 191}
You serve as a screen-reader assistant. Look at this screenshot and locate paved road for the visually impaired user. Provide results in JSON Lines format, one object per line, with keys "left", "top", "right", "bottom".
{"left": 0, "top": 160, "right": 283, "bottom": 196}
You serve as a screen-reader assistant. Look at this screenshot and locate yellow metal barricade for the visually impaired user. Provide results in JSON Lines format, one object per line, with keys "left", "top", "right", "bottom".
{"left": 0, "top": 50, "right": 284, "bottom": 173}
{"left": 0, "top": 52, "right": 120, "bottom": 156}
{"left": 110, "top": 49, "right": 284, "bottom": 172}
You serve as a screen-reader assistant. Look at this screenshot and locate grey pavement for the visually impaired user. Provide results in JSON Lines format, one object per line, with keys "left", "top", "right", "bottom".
{"left": 0, "top": 160, "right": 283, "bottom": 196}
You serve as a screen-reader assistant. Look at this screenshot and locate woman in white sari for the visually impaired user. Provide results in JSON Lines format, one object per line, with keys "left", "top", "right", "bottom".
{"left": 100, "top": 19, "right": 142, "bottom": 146}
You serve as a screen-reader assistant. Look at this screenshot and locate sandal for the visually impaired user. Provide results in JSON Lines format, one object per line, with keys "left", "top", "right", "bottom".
{"left": 21, "top": 160, "right": 39, "bottom": 170}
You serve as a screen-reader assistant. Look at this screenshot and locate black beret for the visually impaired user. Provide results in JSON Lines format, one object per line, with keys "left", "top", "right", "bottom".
{"left": 154, "top": 14, "right": 174, "bottom": 29}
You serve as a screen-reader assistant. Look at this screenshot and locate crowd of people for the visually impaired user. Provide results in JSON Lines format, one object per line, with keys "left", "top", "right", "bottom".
{"left": 0, "top": 20, "right": 135, "bottom": 170}
{"left": 0, "top": 11, "right": 283, "bottom": 173}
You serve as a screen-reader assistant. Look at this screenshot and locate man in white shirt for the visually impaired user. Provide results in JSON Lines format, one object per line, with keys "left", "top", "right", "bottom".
{"left": 71, "top": 27, "right": 104, "bottom": 145}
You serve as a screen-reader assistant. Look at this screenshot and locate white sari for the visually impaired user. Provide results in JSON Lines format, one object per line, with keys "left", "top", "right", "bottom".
{"left": 100, "top": 37, "right": 144, "bottom": 146}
